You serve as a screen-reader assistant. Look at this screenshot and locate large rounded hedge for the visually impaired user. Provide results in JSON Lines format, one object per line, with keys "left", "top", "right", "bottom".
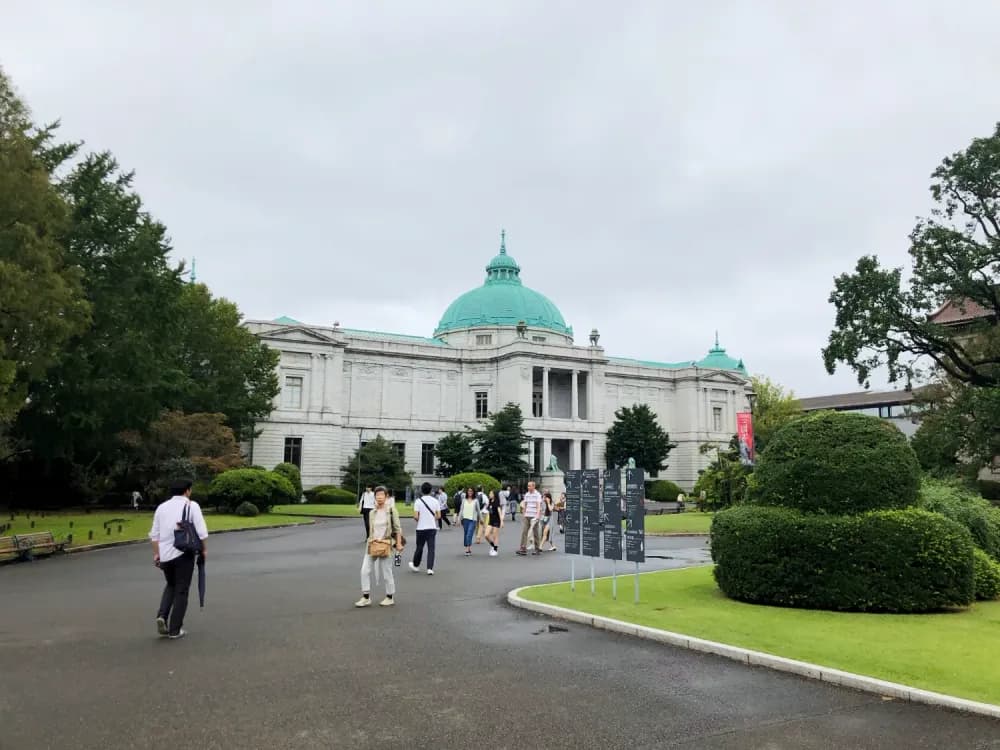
{"left": 752, "top": 411, "right": 921, "bottom": 514}
{"left": 442, "top": 472, "right": 500, "bottom": 498}
{"left": 208, "top": 468, "right": 295, "bottom": 513}
{"left": 272, "top": 462, "right": 303, "bottom": 501}
{"left": 917, "top": 478, "right": 1000, "bottom": 562}
{"left": 973, "top": 549, "right": 1000, "bottom": 601}
{"left": 711, "top": 505, "right": 975, "bottom": 612}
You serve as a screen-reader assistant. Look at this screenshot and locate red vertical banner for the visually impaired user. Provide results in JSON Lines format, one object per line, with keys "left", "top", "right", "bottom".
{"left": 736, "top": 412, "right": 755, "bottom": 465}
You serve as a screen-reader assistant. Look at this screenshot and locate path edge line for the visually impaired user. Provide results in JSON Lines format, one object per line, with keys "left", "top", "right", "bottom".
{"left": 506, "top": 587, "right": 1000, "bottom": 721}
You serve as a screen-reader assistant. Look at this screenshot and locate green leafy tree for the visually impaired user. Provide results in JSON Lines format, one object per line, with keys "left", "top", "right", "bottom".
{"left": 910, "top": 378, "right": 1000, "bottom": 471}
{"left": 0, "top": 69, "right": 89, "bottom": 427}
{"left": 823, "top": 123, "right": 1000, "bottom": 389}
{"left": 749, "top": 375, "right": 801, "bottom": 455}
{"left": 605, "top": 403, "right": 676, "bottom": 474}
{"left": 694, "top": 437, "right": 750, "bottom": 510}
{"left": 434, "top": 432, "right": 474, "bottom": 476}
{"left": 469, "top": 403, "right": 532, "bottom": 481}
{"left": 339, "top": 435, "right": 412, "bottom": 495}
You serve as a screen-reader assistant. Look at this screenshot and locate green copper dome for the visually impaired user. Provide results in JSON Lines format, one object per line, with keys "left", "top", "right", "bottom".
{"left": 434, "top": 232, "right": 572, "bottom": 337}
{"left": 697, "top": 333, "right": 748, "bottom": 373}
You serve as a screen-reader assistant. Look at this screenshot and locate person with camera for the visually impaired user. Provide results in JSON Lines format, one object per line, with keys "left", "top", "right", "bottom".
{"left": 356, "top": 486, "right": 404, "bottom": 607}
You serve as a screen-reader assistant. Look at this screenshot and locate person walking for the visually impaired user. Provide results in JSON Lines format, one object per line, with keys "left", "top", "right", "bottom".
{"left": 436, "top": 487, "right": 452, "bottom": 529}
{"left": 556, "top": 491, "right": 567, "bottom": 533}
{"left": 356, "top": 486, "right": 403, "bottom": 607}
{"left": 539, "top": 491, "right": 558, "bottom": 552}
{"left": 409, "top": 482, "right": 440, "bottom": 575}
{"left": 485, "top": 489, "right": 503, "bottom": 556}
{"left": 507, "top": 485, "right": 520, "bottom": 522}
{"left": 517, "top": 481, "right": 544, "bottom": 556}
{"left": 474, "top": 485, "right": 490, "bottom": 544}
{"left": 459, "top": 487, "right": 481, "bottom": 556}
{"left": 358, "top": 485, "right": 375, "bottom": 540}
{"left": 149, "top": 478, "right": 208, "bottom": 639}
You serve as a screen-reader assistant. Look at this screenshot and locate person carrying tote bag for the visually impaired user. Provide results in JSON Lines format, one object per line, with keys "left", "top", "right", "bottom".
{"left": 356, "top": 486, "right": 404, "bottom": 608}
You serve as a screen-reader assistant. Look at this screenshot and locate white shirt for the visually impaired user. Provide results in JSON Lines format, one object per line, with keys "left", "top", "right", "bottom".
{"left": 359, "top": 490, "right": 376, "bottom": 510}
{"left": 149, "top": 496, "right": 209, "bottom": 563}
{"left": 499, "top": 489, "right": 509, "bottom": 511}
{"left": 415, "top": 495, "right": 440, "bottom": 530}
{"left": 522, "top": 490, "right": 543, "bottom": 518}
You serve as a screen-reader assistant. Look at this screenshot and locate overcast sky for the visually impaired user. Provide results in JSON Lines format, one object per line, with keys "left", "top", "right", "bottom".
{"left": 4, "top": 1, "right": 1000, "bottom": 396}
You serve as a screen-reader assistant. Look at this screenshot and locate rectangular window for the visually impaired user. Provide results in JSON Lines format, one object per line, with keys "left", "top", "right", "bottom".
{"left": 713, "top": 406, "right": 723, "bottom": 432}
{"left": 475, "top": 334, "right": 492, "bottom": 345}
{"left": 283, "top": 437, "right": 302, "bottom": 468}
{"left": 392, "top": 442, "right": 406, "bottom": 462}
{"left": 283, "top": 375, "right": 303, "bottom": 408}
{"left": 421, "top": 443, "right": 435, "bottom": 475}
{"left": 532, "top": 391, "right": 543, "bottom": 417}
{"left": 532, "top": 335, "right": 546, "bottom": 343}
{"left": 475, "top": 391, "right": 489, "bottom": 419}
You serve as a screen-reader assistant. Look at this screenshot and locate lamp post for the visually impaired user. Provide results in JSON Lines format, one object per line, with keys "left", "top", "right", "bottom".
{"left": 355, "top": 428, "right": 363, "bottom": 501}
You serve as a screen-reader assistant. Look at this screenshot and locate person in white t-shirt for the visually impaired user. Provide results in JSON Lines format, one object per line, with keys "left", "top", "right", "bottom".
{"left": 409, "top": 482, "right": 441, "bottom": 574}
{"left": 149, "top": 479, "right": 209, "bottom": 639}
{"left": 436, "top": 487, "right": 452, "bottom": 529}
{"left": 358, "top": 485, "right": 376, "bottom": 540}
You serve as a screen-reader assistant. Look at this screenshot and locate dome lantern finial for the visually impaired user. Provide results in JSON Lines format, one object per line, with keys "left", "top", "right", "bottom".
{"left": 500, "top": 228, "right": 506, "bottom": 255}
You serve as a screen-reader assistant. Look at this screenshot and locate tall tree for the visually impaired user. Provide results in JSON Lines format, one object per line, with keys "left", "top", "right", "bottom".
{"left": 694, "top": 437, "right": 750, "bottom": 510}
{"left": 469, "top": 403, "right": 532, "bottom": 481}
{"left": 823, "top": 123, "right": 1000, "bottom": 389}
{"left": 339, "top": 435, "right": 412, "bottom": 494}
{"left": 749, "top": 375, "right": 801, "bottom": 454}
{"left": 605, "top": 403, "right": 676, "bottom": 474}
{"left": 0, "top": 69, "right": 88, "bottom": 427}
{"left": 434, "top": 431, "right": 474, "bottom": 476}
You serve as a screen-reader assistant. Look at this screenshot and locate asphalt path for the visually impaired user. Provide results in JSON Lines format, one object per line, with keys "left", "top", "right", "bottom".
{"left": 1, "top": 516, "right": 997, "bottom": 749}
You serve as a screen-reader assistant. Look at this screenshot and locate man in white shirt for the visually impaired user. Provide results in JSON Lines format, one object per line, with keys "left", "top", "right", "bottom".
{"left": 149, "top": 479, "right": 209, "bottom": 639}
{"left": 517, "top": 481, "right": 544, "bottom": 556}
{"left": 436, "top": 487, "right": 451, "bottom": 528}
{"left": 358, "top": 485, "right": 376, "bottom": 540}
{"left": 499, "top": 486, "right": 510, "bottom": 519}
{"left": 409, "top": 482, "right": 441, "bottom": 574}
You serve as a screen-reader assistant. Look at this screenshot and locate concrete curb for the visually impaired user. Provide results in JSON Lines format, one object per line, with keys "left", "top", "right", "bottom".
{"left": 64, "top": 520, "right": 316, "bottom": 555}
{"left": 646, "top": 532, "right": 710, "bottom": 538}
{"left": 507, "top": 587, "right": 1000, "bottom": 721}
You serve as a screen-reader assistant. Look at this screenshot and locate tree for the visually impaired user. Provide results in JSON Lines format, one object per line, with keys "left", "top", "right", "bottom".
{"left": 469, "top": 403, "right": 532, "bottom": 481}
{"left": 909, "top": 406, "right": 964, "bottom": 477}
{"left": 749, "top": 375, "right": 801, "bottom": 455}
{"left": 823, "top": 123, "right": 1000, "bottom": 389}
{"left": 911, "top": 378, "right": 1000, "bottom": 471}
{"left": 0, "top": 68, "right": 89, "bottom": 426}
{"left": 434, "top": 432, "right": 474, "bottom": 476}
{"left": 605, "top": 403, "right": 676, "bottom": 474}
{"left": 694, "top": 437, "right": 749, "bottom": 510}
{"left": 339, "top": 435, "right": 412, "bottom": 494}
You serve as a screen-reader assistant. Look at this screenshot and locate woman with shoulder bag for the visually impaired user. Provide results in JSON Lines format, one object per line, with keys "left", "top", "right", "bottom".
{"left": 356, "top": 486, "right": 404, "bottom": 607}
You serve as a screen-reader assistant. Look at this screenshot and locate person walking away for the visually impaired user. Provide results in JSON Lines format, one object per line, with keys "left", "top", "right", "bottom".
{"left": 556, "top": 492, "right": 567, "bottom": 533}
{"left": 517, "top": 481, "right": 544, "bottom": 556}
{"left": 460, "top": 487, "right": 481, "bottom": 556}
{"left": 540, "top": 491, "right": 558, "bottom": 551}
{"left": 356, "top": 486, "right": 403, "bottom": 607}
{"left": 409, "top": 482, "right": 440, "bottom": 575}
{"left": 508, "top": 486, "right": 520, "bottom": 521}
{"left": 499, "top": 486, "right": 510, "bottom": 521}
{"left": 485, "top": 489, "right": 503, "bottom": 556}
{"left": 358, "top": 485, "right": 375, "bottom": 540}
{"left": 475, "top": 485, "right": 491, "bottom": 544}
{"left": 436, "top": 487, "right": 452, "bottom": 529}
{"left": 149, "top": 478, "right": 208, "bottom": 639}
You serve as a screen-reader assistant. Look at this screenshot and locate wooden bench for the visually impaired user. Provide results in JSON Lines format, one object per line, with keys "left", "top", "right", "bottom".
{"left": 11, "top": 531, "right": 66, "bottom": 561}
{"left": 645, "top": 501, "right": 686, "bottom": 516}
{"left": 0, "top": 535, "right": 18, "bottom": 561}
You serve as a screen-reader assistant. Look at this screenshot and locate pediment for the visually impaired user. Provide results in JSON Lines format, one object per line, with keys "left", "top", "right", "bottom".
{"left": 700, "top": 371, "right": 749, "bottom": 386}
{"left": 261, "top": 325, "right": 336, "bottom": 344}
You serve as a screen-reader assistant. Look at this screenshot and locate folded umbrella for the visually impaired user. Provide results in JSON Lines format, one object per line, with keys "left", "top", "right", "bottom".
{"left": 197, "top": 554, "right": 206, "bottom": 608}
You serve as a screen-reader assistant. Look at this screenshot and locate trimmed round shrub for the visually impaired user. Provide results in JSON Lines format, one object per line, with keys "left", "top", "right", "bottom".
{"left": 973, "top": 548, "right": 1000, "bottom": 600}
{"left": 752, "top": 411, "right": 921, "bottom": 514}
{"left": 234, "top": 501, "right": 259, "bottom": 517}
{"left": 303, "top": 484, "right": 337, "bottom": 503}
{"left": 645, "top": 480, "right": 684, "bottom": 502}
{"left": 272, "top": 462, "right": 302, "bottom": 500}
{"left": 264, "top": 472, "right": 297, "bottom": 508}
{"left": 711, "top": 505, "right": 975, "bottom": 612}
{"left": 314, "top": 487, "right": 358, "bottom": 504}
{"left": 442, "top": 472, "right": 500, "bottom": 498}
{"left": 208, "top": 468, "right": 294, "bottom": 513}
{"left": 918, "top": 478, "right": 1000, "bottom": 561}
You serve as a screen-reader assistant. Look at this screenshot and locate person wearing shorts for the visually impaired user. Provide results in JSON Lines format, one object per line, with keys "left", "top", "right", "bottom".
{"left": 540, "top": 491, "right": 558, "bottom": 551}
{"left": 485, "top": 489, "right": 503, "bottom": 556}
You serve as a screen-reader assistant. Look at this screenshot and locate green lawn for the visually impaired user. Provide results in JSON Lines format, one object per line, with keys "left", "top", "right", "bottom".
{"left": 1, "top": 510, "right": 312, "bottom": 548}
{"left": 520, "top": 565, "right": 1000, "bottom": 706}
{"left": 644, "top": 511, "right": 713, "bottom": 534}
{"left": 272, "top": 503, "right": 363, "bottom": 518}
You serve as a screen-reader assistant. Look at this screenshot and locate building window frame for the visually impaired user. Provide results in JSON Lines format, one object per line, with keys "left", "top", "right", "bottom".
{"left": 283, "top": 437, "right": 303, "bottom": 468}
{"left": 712, "top": 406, "right": 723, "bottom": 432}
{"left": 391, "top": 442, "right": 406, "bottom": 464}
{"left": 475, "top": 391, "right": 489, "bottom": 419}
{"left": 421, "top": 443, "right": 435, "bottom": 475}
{"left": 283, "top": 375, "right": 304, "bottom": 409}
{"left": 475, "top": 334, "right": 493, "bottom": 346}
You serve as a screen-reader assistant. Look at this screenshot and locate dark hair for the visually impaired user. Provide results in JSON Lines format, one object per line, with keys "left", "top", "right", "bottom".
{"left": 374, "top": 485, "right": 388, "bottom": 496}
{"left": 543, "top": 491, "right": 552, "bottom": 500}
{"left": 421, "top": 481, "right": 432, "bottom": 495}
{"left": 466, "top": 487, "right": 475, "bottom": 497}
{"left": 169, "top": 478, "right": 194, "bottom": 497}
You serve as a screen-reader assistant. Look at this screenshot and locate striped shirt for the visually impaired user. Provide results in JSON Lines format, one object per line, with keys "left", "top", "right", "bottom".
{"left": 522, "top": 490, "right": 543, "bottom": 518}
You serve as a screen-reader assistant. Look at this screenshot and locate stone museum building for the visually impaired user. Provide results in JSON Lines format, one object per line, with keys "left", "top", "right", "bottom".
{"left": 244, "top": 234, "right": 754, "bottom": 490}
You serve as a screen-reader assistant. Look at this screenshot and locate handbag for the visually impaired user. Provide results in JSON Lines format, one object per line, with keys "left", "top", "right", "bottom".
{"left": 367, "top": 538, "right": 392, "bottom": 558}
{"left": 174, "top": 501, "right": 202, "bottom": 554}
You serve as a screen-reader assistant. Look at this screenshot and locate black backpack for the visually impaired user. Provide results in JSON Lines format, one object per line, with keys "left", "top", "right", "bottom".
{"left": 174, "top": 501, "right": 203, "bottom": 554}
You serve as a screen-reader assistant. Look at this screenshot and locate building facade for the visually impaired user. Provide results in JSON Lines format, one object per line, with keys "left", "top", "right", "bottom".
{"left": 245, "top": 236, "right": 754, "bottom": 490}
{"left": 797, "top": 389, "right": 921, "bottom": 438}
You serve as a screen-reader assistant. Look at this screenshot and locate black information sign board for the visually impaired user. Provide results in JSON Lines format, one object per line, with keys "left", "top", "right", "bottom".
{"left": 581, "top": 468, "right": 601, "bottom": 557}
{"left": 563, "top": 470, "right": 581, "bottom": 556}
{"left": 624, "top": 467, "right": 645, "bottom": 563}
{"left": 602, "top": 469, "right": 622, "bottom": 560}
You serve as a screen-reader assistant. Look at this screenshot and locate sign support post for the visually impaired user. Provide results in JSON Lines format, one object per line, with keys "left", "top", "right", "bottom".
{"left": 590, "top": 558, "right": 595, "bottom": 595}
{"left": 612, "top": 559, "right": 617, "bottom": 600}
{"left": 571, "top": 558, "right": 576, "bottom": 592}
{"left": 634, "top": 562, "right": 640, "bottom": 603}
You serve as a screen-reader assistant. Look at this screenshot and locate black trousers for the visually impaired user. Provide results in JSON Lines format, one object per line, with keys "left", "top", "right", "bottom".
{"left": 361, "top": 508, "right": 371, "bottom": 538}
{"left": 412, "top": 529, "right": 437, "bottom": 570}
{"left": 157, "top": 552, "right": 195, "bottom": 635}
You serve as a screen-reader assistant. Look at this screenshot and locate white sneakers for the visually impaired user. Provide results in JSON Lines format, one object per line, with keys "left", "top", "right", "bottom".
{"left": 489, "top": 549, "right": 498, "bottom": 557}
{"left": 355, "top": 596, "right": 372, "bottom": 607}
{"left": 427, "top": 569, "right": 434, "bottom": 575}
{"left": 408, "top": 562, "right": 419, "bottom": 572}
{"left": 379, "top": 596, "right": 394, "bottom": 606}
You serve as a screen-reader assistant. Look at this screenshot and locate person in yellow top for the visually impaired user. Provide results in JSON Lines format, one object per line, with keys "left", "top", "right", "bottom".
{"left": 355, "top": 486, "right": 403, "bottom": 607}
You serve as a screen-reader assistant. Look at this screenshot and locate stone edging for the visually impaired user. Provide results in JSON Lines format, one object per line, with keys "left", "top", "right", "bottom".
{"left": 646, "top": 532, "right": 710, "bottom": 538}
{"left": 64, "top": 520, "right": 316, "bottom": 555}
{"left": 506, "top": 587, "right": 1000, "bottom": 721}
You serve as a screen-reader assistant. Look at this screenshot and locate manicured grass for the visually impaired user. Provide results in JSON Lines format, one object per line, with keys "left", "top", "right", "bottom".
{"left": 520, "top": 565, "right": 1000, "bottom": 706}
{"left": 272, "top": 503, "right": 362, "bottom": 518}
{"left": 1, "top": 510, "right": 312, "bottom": 547}
{"left": 644, "top": 511, "right": 713, "bottom": 534}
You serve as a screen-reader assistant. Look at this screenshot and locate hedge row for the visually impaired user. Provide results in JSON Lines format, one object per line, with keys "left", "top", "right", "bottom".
{"left": 973, "top": 548, "right": 1000, "bottom": 601}
{"left": 645, "top": 480, "right": 684, "bottom": 503}
{"left": 207, "top": 468, "right": 297, "bottom": 513}
{"left": 918, "top": 478, "right": 1000, "bottom": 562}
{"left": 711, "top": 505, "right": 975, "bottom": 612}
{"left": 442, "top": 472, "right": 500, "bottom": 498}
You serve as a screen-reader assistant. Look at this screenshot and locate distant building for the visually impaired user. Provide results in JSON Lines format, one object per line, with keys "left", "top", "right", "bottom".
{"left": 797, "top": 389, "right": 920, "bottom": 438}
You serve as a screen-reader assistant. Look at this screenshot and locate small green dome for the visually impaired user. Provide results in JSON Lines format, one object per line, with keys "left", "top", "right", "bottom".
{"left": 697, "top": 333, "right": 747, "bottom": 373}
{"left": 434, "top": 232, "right": 572, "bottom": 337}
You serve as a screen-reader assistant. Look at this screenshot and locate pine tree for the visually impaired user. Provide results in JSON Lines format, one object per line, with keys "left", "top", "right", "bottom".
{"left": 469, "top": 403, "right": 532, "bottom": 481}
{"left": 339, "top": 435, "right": 412, "bottom": 495}
{"left": 434, "top": 432, "right": 474, "bottom": 476}
{"left": 605, "top": 403, "right": 676, "bottom": 473}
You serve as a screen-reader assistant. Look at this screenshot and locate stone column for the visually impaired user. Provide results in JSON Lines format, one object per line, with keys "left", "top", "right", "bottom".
{"left": 310, "top": 353, "right": 323, "bottom": 414}
{"left": 542, "top": 367, "right": 550, "bottom": 419}
{"left": 542, "top": 437, "right": 551, "bottom": 468}
{"left": 571, "top": 370, "right": 579, "bottom": 420}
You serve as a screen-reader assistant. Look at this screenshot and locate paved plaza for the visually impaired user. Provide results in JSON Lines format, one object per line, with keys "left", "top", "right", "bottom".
{"left": 2, "top": 520, "right": 997, "bottom": 749}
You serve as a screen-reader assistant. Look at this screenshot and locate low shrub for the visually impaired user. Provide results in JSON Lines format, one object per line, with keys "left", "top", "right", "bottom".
{"left": 272, "top": 463, "right": 302, "bottom": 500}
{"left": 645, "top": 480, "right": 685, "bottom": 502}
{"left": 752, "top": 411, "right": 921, "bottom": 514}
{"left": 234, "top": 501, "right": 260, "bottom": 517}
{"left": 711, "top": 505, "right": 975, "bottom": 613}
{"left": 208, "top": 468, "right": 294, "bottom": 513}
{"left": 314, "top": 487, "right": 358, "bottom": 504}
{"left": 442, "top": 472, "right": 501, "bottom": 498}
{"left": 973, "top": 548, "right": 1000, "bottom": 600}
{"left": 918, "top": 477, "right": 1000, "bottom": 561}
{"left": 303, "top": 484, "right": 338, "bottom": 503}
